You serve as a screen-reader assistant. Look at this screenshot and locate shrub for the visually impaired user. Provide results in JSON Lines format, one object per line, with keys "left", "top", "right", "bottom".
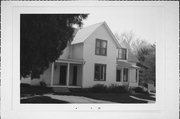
{"left": 149, "top": 89, "right": 156, "bottom": 93}
{"left": 131, "top": 87, "right": 148, "bottom": 94}
{"left": 143, "top": 83, "right": 148, "bottom": 88}
{"left": 87, "top": 84, "right": 129, "bottom": 94}
{"left": 40, "top": 81, "right": 47, "bottom": 87}
{"left": 88, "top": 84, "right": 107, "bottom": 93}
{"left": 20, "top": 83, "right": 31, "bottom": 88}
{"left": 108, "top": 84, "right": 129, "bottom": 93}
{"left": 21, "top": 85, "right": 54, "bottom": 97}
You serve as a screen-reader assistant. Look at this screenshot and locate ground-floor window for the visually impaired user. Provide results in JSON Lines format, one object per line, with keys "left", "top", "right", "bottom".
{"left": 94, "top": 64, "right": 106, "bottom": 81}
{"left": 123, "top": 68, "right": 128, "bottom": 82}
{"left": 116, "top": 69, "right": 122, "bottom": 82}
{"left": 116, "top": 68, "right": 129, "bottom": 82}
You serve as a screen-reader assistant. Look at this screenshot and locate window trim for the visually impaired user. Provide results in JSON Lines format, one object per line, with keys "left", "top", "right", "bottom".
{"left": 95, "top": 39, "right": 107, "bottom": 56}
{"left": 94, "top": 63, "right": 106, "bottom": 81}
{"left": 118, "top": 48, "right": 127, "bottom": 60}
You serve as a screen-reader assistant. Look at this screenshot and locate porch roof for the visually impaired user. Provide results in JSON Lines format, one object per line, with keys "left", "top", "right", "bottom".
{"left": 55, "top": 58, "right": 84, "bottom": 64}
{"left": 117, "top": 60, "right": 140, "bottom": 69}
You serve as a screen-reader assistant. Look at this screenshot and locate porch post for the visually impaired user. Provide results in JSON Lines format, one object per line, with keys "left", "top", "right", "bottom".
{"left": 50, "top": 62, "right": 54, "bottom": 86}
{"left": 128, "top": 69, "right": 130, "bottom": 83}
{"left": 137, "top": 69, "right": 139, "bottom": 84}
{"left": 121, "top": 68, "right": 123, "bottom": 82}
{"left": 66, "top": 63, "right": 70, "bottom": 86}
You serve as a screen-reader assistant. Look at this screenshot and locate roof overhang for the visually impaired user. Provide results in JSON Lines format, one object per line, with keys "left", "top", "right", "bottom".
{"left": 117, "top": 60, "right": 140, "bottom": 69}
{"left": 71, "top": 22, "right": 121, "bottom": 48}
{"left": 56, "top": 58, "right": 84, "bottom": 64}
{"left": 103, "top": 22, "right": 121, "bottom": 48}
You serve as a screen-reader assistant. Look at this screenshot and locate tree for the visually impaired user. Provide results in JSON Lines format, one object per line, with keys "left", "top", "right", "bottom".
{"left": 137, "top": 44, "right": 156, "bottom": 86}
{"left": 21, "top": 14, "right": 88, "bottom": 79}
{"left": 115, "top": 32, "right": 156, "bottom": 86}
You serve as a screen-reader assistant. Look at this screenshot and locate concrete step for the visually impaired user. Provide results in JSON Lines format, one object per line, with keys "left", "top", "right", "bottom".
{"left": 69, "top": 88, "right": 83, "bottom": 93}
{"left": 52, "top": 87, "right": 71, "bottom": 93}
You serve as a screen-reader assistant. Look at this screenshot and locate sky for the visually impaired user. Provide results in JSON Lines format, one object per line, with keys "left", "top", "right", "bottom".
{"left": 81, "top": 6, "right": 163, "bottom": 44}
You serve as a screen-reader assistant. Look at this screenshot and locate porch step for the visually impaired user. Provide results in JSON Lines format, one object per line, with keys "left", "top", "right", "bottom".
{"left": 69, "top": 88, "right": 83, "bottom": 93}
{"left": 52, "top": 87, "right": 71, "bottom": 93}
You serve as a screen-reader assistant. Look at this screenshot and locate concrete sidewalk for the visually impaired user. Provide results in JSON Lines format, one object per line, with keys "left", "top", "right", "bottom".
{"left": 129, "top": 95, "right": 155, "bottom": 103}
{"left": 44, "top": 94, "right": 114, "bottom": 103}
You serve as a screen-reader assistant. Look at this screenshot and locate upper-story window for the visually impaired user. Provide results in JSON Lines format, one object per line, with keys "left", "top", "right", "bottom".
{"left": 95, "top": 39, "right": 107, "bottom": 56}
{"left": 118, "top": 48, "right": 127, "bottom": 60}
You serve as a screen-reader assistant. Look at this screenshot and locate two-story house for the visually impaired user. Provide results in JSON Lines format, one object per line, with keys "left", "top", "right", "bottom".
{"left": 21, "top": 22, "right": 140, "bottom": 88}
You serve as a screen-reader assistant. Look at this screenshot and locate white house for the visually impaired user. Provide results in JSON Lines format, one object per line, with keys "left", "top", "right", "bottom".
{"left": 21, "top": 22, "right": 140, "bottom": 88}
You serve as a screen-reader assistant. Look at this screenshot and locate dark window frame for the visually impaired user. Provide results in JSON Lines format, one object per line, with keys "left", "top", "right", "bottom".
{"left": 118, "top": 48, "right": 127, "bottom": 60}
{"left": 94, "top": 64, "right": 106, "bottom": 81}
{"left": 95, "top": 39, "right": 107, "bottom": 56}
{"left": 123, "top": 68, "right": 128, "bottom": 82}
{"left": 116, "top": 69, "right": 122, "bottom": 82}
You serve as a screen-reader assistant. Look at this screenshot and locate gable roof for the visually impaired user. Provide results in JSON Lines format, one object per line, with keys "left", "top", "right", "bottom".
{"left": 71, "top": 22, "right": 121, "bottom": 48}
{"left": 71, "top": 22, "right": 103, "bottom": 44}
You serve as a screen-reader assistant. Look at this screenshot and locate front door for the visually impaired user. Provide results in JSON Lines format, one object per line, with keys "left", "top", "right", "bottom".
{"left": 59, "top": 65, "right": 67, "bottom": 85}
{"left": 72, "top": 66, "right": 77, "bottom": 86}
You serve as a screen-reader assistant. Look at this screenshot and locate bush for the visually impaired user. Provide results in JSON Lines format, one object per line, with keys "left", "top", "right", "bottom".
{"left": 149, "top": 89, "right": 156, "bottom": 93}
{"left": 143, "top": 83, "right": 148, "bottom": 88}
{"left": 87, "top": 84, "right": 129, "bottom": 94}
{"left": 108, "top": 84, "right": 129, "bottom": 93}
{"left": 131, "top": 87, "right": 148, "bottom": 94}
{"left": 21, "top": 85, "right": 54, "bottom": 97}
{"left": 88, "top": 84, "right": 107, "bottom": 93}
{"left": 40, "top": 81, "right": 47, "bottom": 87}
{"left": 20, "top": 83, "right": 31, "bottom": 88}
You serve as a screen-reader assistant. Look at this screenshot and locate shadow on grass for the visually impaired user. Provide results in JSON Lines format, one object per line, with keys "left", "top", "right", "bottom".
{"left": 21, "top": 85, "right": 54, "bottom": 98}
{"left": 62, "top": 93, "right": 148, "bottom": 103}
{"left": 21, "top": 96, "right": 69, "bottom": 104}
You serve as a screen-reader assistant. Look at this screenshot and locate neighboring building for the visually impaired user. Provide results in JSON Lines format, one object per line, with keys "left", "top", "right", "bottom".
{"left": 21, "top": 22, "right": 140, "bottom": 88}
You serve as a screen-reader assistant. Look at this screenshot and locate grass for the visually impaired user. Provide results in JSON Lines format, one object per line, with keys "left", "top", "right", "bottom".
{"left": 21, "top": 93, "right": 150, "bottom": 103}
{"left": 70, "top": 93, "right": 148, "bottom": 103}
{"left": 21, "top": 84, "right": 155, "bottom": 103}
{"left": 21, "top": 96, "right": 69, "bottom": 103}
{"left": 20, "top": 84, "right": 54, "bottom": 97}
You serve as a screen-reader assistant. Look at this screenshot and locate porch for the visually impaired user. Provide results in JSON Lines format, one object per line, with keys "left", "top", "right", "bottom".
{"left": 50, "top": 58, "right": 84, "bottom": 88}
{"left": 116, "top": 60, "right": 140, "bottom": 86}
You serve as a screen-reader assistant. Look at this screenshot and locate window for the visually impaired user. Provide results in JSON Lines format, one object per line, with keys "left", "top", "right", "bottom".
{"left": 95, "top": 39, "right": 107, "bottom": 56}
{"left": 116, "top": 69, "right": 122, "bottom": 82}
{"left": 118, "top": 48, "right": 127, "bottom": 60}
{"left": 123, "top": 68, "right": 128, "bottom": 82}
{"left": 94, "top": 64, "right": 106, "bottom": 81}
